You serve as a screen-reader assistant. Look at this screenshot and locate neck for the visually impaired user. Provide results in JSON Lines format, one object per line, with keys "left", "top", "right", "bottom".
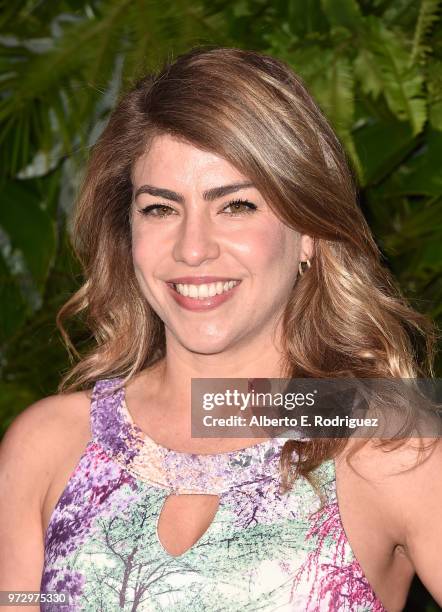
{"left": 161, "top": 333, "right": 287, "bottom": 395}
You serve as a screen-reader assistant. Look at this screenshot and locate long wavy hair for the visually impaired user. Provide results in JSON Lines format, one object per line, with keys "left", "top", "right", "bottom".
{"left": 57, "top": 45, "right": 439, "bottom": 491}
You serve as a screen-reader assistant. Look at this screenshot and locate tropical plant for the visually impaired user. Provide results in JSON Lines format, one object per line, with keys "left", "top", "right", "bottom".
{"left": 1, "top": 2, "right": 441, "bottom": 607}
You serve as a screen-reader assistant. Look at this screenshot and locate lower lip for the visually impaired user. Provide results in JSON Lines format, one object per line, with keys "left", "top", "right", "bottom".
{"left": 166, "top": 282, "right": 241, "bottom": 311}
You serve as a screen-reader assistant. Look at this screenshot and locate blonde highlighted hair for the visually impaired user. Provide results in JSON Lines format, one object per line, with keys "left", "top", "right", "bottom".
{"left": 57, "top": 46, "right": 439, "bottom": 490}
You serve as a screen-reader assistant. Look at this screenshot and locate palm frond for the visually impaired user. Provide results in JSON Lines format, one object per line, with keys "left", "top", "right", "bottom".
{"left": 356, "top": 16, "right": 427, "bottom": 135}
{"left": 410, "top": 0, "right": 441, "bottom": 65}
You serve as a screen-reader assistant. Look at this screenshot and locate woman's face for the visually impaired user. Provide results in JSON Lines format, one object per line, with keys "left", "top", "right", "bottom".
{"left": 131, "top": 134, "right": 313, "bottom": 356}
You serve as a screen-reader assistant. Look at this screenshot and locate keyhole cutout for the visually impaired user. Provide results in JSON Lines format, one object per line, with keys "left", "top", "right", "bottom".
{"left": 156, "top": 493, "right": 220, "bottom": 557}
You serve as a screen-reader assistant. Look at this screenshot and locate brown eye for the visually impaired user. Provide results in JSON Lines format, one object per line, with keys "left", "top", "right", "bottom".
{"left": 222, "top": 199, "right": 257, "bottom": 215}
{"left": 139, "top": 204, "right": 176, "bottom": 217}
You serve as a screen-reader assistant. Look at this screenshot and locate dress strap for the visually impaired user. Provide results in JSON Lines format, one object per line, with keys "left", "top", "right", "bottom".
{"left": 90, "top": 377, "right": 128, "bottom": 455}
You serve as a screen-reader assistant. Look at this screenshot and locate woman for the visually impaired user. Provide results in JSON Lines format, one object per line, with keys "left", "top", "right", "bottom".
{"left": 0, "top": 46, "right": 441, "bottom": 612}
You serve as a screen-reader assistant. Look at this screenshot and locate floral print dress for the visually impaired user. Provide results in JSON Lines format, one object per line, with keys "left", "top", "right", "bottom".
{"left": 40, "top": 378, "right": 386, "bottom": 611}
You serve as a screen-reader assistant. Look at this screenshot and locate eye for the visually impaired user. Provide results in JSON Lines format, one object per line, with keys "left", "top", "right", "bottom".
{"left": 138, "top": 204, "right": 177, "bottom": 218}
{"left": 137, "top": 198, "right": 258, "bottom": 218}
{"left": 221, "top": 199, "right": 257, "bottom": 215}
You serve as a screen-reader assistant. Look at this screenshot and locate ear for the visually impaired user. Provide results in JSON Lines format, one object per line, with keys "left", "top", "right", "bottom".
{"left": 300, "top": 234, "right": 314, "bottom": 261}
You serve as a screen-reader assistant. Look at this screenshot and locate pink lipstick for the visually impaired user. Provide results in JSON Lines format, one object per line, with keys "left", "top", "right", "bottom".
{"left": 166, "top": 280, "right": 241, "bottom": 311}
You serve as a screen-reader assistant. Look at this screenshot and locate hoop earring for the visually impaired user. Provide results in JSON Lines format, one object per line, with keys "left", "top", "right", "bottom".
{"left": 298, "top": 258, "right": 311, "bottom": 276}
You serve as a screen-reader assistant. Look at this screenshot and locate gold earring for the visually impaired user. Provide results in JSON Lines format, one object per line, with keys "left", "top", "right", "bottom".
{"left": 298, "top": 258, "right": 311, "bottom": 276}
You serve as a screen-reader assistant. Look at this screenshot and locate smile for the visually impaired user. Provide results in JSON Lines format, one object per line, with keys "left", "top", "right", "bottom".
{"left": 173, "top": 280, "right": 240, "bottom": 299}
{"left": 165, "top": 279, "right": 242, "bottom": 311}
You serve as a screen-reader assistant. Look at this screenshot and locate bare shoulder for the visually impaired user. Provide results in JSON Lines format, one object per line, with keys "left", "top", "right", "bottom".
{"left": 337, "top": 435, "right": 442, "bottom": 478}
{"left": 1, "top": 389, "right": 92, "bottom": 448}
{"left": 0, "top": 390, "right": 92, "bottom": 590}
{"left": 0, "top": 390, "right": 92, "bottom": 505}
{"left": 336, "top": 436, "right": 442, "bottom": 541}
{"left": 340, "top": 436, "right": 442, "bottom": 605}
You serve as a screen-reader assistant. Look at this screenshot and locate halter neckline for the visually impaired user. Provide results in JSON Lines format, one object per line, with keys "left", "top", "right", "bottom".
{"left": 91, "top": 377, "right": 288, "bottom": 494}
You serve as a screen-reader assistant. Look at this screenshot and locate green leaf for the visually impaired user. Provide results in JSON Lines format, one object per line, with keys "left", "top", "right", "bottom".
{"left": 354, "top": 47, "right": 383, "bottom": 99}
{"left": 385, "top": 201, "right": 442, "bottom": 248}
{"left": 373, "top": 128, "right": 442, "bottom": 197}
{"left": 427, "top": 60, "right": 442, "bottom": 130}
{"left": 286, "top": 0, "right": 328, "bottom": 36}
{"left": 382, "top": 0, "right": 421, "bottom": 29}
{"left": 352, "top": 113, "right": 416, "bottom": 185}
{"left": 0, "top": 252, "right": 28, "bottom": 348}
{"left": 0, "top": 179, "right": 56, "bottom": 293}
{"left": 410, "top": 0, "right": 441, "bottom": 65}
{"left": 320, "top": 0, "right": 363, "bottom": 30}
{"left": 323, "top": 54, "right": 362, "bottom": 178}
{"left": 356, "top": 16, "right": 427, "bottom": 135}
{"left": 282, "top": 46, "right": 362, "bottom": 177}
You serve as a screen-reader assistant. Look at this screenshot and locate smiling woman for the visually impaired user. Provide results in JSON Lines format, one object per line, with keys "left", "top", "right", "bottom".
{"left": 0, "top": 46, "right": 441, "bottom": 612}
{"left": 130, "top": 134, "right": 309, "bottom": 347}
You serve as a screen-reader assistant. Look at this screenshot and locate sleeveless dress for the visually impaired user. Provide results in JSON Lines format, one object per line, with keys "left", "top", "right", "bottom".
{"left": 40, "top": 378, "right": 386, "bottom": 611}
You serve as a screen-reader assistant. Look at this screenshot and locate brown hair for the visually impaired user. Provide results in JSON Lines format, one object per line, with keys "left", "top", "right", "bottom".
{"left": 57, "top": 45, "right": 439, "bottom": 491}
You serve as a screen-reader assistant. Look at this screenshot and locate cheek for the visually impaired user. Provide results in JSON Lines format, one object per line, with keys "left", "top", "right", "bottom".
{"left": 131, "top": 234, "right": 145, "bottom": 271}
{"left": 130, "top": 233, "right": 156, "bottom": 299}
{"left": 247, "top": 224, "right": 296, "bottom": 270}
{"left": 131, "top": 244, "right": 148, "bottom": 289}
{"left": 130, "top": 224, "right": 155, "bottom": 272}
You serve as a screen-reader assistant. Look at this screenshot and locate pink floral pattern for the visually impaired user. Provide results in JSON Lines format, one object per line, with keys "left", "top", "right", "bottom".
{"left": 291, "top": 502, "right": 385, "bottom": 611}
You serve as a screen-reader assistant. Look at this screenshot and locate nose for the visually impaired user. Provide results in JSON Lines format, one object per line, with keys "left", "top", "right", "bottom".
{"left": 172, "top": 207, "right": 220, "bottom": 266}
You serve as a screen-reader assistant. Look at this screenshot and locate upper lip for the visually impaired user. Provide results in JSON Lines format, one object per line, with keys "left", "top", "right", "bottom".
{"left": 166, "top": 276, "right": 241, "bottom": 285}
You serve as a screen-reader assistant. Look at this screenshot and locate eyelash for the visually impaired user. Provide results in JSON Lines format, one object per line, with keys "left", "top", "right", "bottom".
{"left": 138, "top": 198, "right": 258, "bottom": 218}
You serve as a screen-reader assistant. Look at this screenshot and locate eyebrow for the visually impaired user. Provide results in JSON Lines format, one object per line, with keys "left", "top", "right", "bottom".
{"left": 133, "top": 181, "right": 255, "bottom": 203}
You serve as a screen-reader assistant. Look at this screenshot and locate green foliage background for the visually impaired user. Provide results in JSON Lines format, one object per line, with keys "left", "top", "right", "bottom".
{"left": 0, "top": 1, "right": 441, "bottom": 609}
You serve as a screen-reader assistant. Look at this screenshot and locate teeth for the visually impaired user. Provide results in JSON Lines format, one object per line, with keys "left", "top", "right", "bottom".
{"left": 174, "top": 280, "right": 239, "bottom": 299}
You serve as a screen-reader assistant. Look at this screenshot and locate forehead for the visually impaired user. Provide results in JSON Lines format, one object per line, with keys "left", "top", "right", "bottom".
{"left": 132, "top": 134, "right": 249, "bottom": 187}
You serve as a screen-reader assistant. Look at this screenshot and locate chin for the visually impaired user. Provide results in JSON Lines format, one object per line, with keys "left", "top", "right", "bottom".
{"left": 166, "top": 323, "right": 234, "bottom": 355}
{"left": 180, "top": 335, "right": 232, "bottom": 355}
